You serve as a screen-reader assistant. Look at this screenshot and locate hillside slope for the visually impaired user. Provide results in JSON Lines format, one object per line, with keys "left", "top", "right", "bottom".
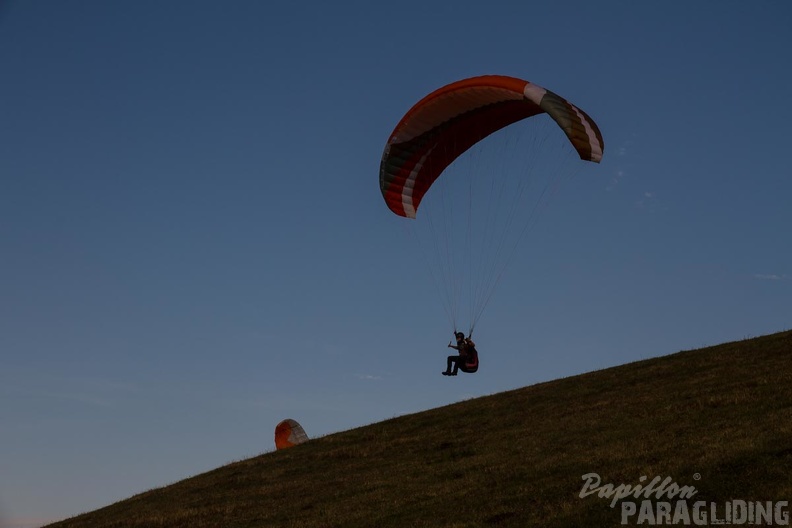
{"left": 48, "top": 331, "right": 792, "bottom": 527}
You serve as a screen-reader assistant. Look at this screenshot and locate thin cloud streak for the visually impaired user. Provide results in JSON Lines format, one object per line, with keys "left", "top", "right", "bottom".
{"left": 753, "top": 273, "right": 787, "bottom": 281}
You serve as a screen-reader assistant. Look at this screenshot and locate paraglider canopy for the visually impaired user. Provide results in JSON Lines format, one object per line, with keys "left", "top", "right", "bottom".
{"left": 378, "top": 74, "right": 604, "bottom": 333}
{"left": 379, "top": 75, "right": 604, "bottom": 219}
{"left": 274, "top": 418, "right": 309, "bottom": 450}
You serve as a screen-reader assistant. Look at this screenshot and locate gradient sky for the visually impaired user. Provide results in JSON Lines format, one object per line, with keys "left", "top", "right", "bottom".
{"left": 2, "top": 1, "right": 791, "bottom": 526}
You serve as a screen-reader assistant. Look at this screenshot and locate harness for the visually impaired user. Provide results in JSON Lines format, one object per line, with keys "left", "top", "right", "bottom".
{"left": 461, "top": 345, "right": 479, "bottom": 373}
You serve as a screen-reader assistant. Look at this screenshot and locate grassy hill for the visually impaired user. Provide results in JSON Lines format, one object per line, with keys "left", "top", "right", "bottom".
{"left": 47, "top": 331, "right": 792, "bottom": 527}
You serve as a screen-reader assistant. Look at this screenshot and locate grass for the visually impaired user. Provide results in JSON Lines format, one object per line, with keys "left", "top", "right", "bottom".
{"left": 47, "top": 330, "right": 792, "bottom": 527}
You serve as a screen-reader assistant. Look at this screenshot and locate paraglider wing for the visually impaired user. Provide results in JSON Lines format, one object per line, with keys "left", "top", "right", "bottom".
{"left": 379, "top": 75, "right": 604, "bottom": 218}
{"left": 274, "top": 418, "right": 309, "bottom": 450}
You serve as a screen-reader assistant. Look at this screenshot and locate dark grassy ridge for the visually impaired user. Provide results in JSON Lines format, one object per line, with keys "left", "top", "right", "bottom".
{"left": 48, "top": 331, "right": 792, "bottom": 527}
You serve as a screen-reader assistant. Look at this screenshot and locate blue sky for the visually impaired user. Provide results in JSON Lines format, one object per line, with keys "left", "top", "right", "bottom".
{"left": 1, "top": 1, "right": 791, "bottom": 526}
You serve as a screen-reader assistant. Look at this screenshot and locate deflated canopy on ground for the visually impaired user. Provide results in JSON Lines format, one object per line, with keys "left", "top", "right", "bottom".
{"left": 274, "top": 419, "right": 309, "bottom": 450}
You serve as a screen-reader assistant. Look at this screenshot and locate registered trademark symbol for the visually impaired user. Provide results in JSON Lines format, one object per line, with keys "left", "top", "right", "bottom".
{"left": 693, "top": 473, "right": 701, "bottom": 480}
